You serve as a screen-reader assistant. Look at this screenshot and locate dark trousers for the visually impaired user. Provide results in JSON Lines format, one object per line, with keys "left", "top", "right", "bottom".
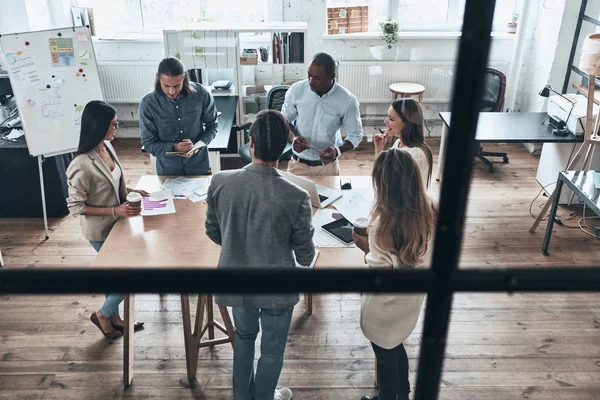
{"left": 372, "top": 342, "right": 410, "bottom": 400}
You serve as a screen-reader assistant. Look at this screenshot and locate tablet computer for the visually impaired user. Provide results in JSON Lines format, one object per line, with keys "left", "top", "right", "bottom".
{"left": 322, "top": 217, "right": 354, "bottom": 244}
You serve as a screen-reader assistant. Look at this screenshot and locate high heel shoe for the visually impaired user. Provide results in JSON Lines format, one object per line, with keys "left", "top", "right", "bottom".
{"left": 90, "top": 313, "right": 122, "bottom": 339}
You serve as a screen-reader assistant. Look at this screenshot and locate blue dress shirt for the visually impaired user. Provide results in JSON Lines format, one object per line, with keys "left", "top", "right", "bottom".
{"left": 281, "top": 80, "right": 363, "bottom": 161}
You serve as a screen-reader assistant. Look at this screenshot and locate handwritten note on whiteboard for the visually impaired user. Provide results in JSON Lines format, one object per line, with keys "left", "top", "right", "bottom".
{"left": 4, "top": 49, "right": 41, "bottom": 85}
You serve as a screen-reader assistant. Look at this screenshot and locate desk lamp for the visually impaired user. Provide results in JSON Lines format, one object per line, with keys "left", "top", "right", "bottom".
{"left": 538, "top": 84, "right": 576, "bottom": 136}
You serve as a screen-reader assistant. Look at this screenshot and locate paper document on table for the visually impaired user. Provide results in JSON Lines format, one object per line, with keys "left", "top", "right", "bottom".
{"left": 294, "top": 249, "right": 320, "bottom": 269}
{"left": 141, "top": 191, "right": 176, "bottom": 216}
{"left": 149, "top": 189, "right": 170, "bottom": 200}
{"left": 187, "top": 192, "right": 207, "bottom": 203}
{"left": 3, "top": 129, "right": 24, "bottom": 140}
{"left": 161, "top": 176, "right": 212, "bottom": 200}
{"left": 333, "top": 190, "right": 374, "bottom": 225}
{"left": 312, "top": 208, "right": 355, "bottom": 248}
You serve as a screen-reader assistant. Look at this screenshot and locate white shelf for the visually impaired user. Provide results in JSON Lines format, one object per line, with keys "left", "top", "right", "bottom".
{"left": 164, "top": 22, "right": 307, "bottom": 34}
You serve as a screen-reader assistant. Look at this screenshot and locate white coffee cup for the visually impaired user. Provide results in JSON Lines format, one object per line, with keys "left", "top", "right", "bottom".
{"left": 353, "top": 217, "right": 369, "bottom": 237}
{"left": 126, "top": 192, "right": 142, "bottom": 208}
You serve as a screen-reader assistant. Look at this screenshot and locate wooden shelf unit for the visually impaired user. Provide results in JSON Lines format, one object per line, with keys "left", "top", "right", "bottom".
{"left": 573, "top": 83, "right": 600, "bottom": 105}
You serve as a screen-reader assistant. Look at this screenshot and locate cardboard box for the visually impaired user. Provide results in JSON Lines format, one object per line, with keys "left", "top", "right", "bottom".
{"left": 240, "top": 56, "right": 258, "bottom": 65}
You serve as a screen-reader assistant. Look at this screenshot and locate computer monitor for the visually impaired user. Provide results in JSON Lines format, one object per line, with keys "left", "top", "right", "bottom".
{"left": 0, "top": 76, "right": 14, "bottom": 97}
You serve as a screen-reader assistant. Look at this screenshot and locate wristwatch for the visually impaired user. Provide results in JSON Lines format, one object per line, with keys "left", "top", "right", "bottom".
{"left": 334, "top": 146, "right": 342, "bottom": 159}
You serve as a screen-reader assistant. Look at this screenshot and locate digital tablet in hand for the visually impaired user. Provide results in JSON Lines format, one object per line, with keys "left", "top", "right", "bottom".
{"left": 322, "top": 217, "right": 354, "bottom": 244}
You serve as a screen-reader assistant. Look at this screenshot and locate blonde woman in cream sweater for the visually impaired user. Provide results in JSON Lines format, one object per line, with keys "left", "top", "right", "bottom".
{"left": 352, "top": 149, "right": 437, "bottom": 400}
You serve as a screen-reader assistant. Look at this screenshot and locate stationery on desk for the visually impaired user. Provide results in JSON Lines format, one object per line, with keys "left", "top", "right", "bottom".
{"left": 142, "top": 190, "right": 176, "bottom": 216}
{"left": 161, "top": 176, "right": 212, "bottom": 203}
{"left": 312, "top": 208, "right": 355, "bottom": 248}
{"left": 332, "top": 189, "right": 374, "bottom": 226}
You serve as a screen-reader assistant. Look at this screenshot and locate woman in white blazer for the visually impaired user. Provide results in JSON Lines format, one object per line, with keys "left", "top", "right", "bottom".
{"left": 67, "top": 100, "right": 147, "bottom": 339}
{"left": 352, "top": 149, "right": 437, "bottom": 400}
{"left": 373, "top": 98, "right": 433, "bottom": 189}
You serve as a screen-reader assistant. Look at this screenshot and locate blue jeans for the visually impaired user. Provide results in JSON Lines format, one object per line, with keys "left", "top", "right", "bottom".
{"left": 89, "top": 241, "right": 124, "bottom": 317}
{"left": 232, "top": 306, "right": 294, "bottom": 400}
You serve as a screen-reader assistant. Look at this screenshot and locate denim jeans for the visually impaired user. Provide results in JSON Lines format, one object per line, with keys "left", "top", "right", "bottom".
{"left": 372, "top": 342, "right": 410, "bottom": 400}
{"left": 89, "top": 241, "right": 124, "bottom": 317}
{"left": 232, "top": 305, "right": 294, "bottom": 400}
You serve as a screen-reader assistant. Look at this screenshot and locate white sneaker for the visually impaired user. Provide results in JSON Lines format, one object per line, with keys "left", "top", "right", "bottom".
{"left": 274, "top": 387, "right": 292, "bottom": 400}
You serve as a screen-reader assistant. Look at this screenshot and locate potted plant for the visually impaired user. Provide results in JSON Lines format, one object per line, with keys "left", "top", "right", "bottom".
{"left": 380, "top": 20, "right": 399, "bottom": 49}
{"left": 507, "top": 12, "right": 519, "bottom": 34}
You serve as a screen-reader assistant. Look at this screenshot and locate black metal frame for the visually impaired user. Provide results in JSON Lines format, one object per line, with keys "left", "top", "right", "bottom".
{"left": 562, "top": 0, "right": 600, "bottom": 93}
{"left": 1, "top": 1, "right": 599, "bottom": 399}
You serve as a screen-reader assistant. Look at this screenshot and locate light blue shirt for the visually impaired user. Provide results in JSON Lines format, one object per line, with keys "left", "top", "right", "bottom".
{"left": 281, "top": 80, "right": 363, "bottom": 161}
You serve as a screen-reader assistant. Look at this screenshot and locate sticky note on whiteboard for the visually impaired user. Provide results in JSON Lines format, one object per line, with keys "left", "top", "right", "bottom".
{"left": 77, "top": 32, "right": 88, "bottom": 42}
{"left": 4, "top": 53, "right": 15, "bottom": 64}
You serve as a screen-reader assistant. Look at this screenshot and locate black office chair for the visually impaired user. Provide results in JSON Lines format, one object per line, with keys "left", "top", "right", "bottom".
{"left": 475, "top": 68, "right": 509, "bottom": 172}
{"left": 239, "top": 85, "right": 291, "bottom": 162}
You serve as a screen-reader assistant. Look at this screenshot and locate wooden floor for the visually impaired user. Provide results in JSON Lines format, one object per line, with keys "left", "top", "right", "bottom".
{"left": 1, "top": 135, "right": 600, "bottom": 399}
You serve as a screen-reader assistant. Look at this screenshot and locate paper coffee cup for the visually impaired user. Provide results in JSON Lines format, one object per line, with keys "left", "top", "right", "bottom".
{"left": 126, "top": 192, "right": 142, "bottom": 208}
{"left": 353, "top": 217, "right": 369, "bottom": 237}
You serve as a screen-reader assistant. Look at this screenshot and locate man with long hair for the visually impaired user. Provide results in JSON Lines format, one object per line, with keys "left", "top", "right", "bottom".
{"left": 139, "top": 57, "right": 218, "bottom": 175}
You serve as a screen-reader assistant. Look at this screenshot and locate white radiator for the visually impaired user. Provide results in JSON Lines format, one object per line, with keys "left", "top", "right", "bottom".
{"left": 98, "top": 62, "right": 238, "bottom": 102}
{"left": 337, "top": 61, "right": 510, "bottom": 103}
{"left": 97, "top": 62, "right": 157, "bottom": 103}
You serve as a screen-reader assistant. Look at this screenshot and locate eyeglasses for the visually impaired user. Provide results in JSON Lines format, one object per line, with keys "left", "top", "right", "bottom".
{"left": 113, "top": 120, "right": 120, "bottom": 129}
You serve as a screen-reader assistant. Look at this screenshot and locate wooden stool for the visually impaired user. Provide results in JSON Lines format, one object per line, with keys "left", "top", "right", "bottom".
{"left": 389, "top": 82, "right": 425, "bottom": 103}
{"left": 181, "top": 294, "right": 235, "bottom": 382}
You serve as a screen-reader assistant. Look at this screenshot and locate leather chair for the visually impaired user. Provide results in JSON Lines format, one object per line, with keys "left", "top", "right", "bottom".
{"left": 239, "top": 85, "right": 291, "bottom": 162}
{"left": 475, "top": 68, "right": 509, "bottom": 172}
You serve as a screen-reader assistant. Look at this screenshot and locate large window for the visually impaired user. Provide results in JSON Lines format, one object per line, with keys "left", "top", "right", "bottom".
{"left": 74, "top": 0, "right": 267, "bottom": 36}
{"left": 327, "top": 0, "right": 518, "bottom": 32}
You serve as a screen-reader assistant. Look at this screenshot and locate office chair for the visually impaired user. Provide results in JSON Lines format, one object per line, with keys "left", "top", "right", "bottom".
{"left": 475, "top": 68, "right": 508, "bottom": 172}
{"left": 239, "top": 85, "right": 291, "bottom": 162}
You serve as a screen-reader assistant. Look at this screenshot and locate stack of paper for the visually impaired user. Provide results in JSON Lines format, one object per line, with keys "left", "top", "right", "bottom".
{"left": 312, "top": 208, "right": 355, "bottom": 248}
{"left": 161, "top": 176, "right": 212, "bottom": 203}
{"left": 333, "top": 190, "right": 374, "bottom": 225}
{"left": 142, "top": 190, "right": 176, "bottom": 216}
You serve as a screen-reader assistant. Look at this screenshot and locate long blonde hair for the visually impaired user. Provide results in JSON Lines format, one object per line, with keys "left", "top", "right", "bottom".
{"left": 371, "top": 148, "right": 437, "bottom": 267}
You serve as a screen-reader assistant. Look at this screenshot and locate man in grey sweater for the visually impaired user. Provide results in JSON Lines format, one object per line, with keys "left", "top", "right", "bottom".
{"left": 205, "top": 109, "right": 316, "bottom": 400}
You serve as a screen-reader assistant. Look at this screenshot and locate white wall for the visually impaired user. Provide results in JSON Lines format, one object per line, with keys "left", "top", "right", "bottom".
{"left": 0, "top": 0, "right": 30, "bottom": 35}
{"left": 2, "top": 0, "right": 585, "bottom": 137}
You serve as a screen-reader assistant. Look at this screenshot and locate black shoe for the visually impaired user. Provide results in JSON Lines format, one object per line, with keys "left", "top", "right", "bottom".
{"left": 361, "top": 396, "right": 380, "bottom": 400}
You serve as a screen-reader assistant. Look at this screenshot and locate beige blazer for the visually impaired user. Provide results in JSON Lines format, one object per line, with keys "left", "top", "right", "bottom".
{"left": 66, "top": 141, "right": 127, "bottom": 242}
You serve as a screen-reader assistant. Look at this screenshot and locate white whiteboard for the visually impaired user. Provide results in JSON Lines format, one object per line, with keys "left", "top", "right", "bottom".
{"left": 0, "top": 27, "right": 104, "bottom": 157}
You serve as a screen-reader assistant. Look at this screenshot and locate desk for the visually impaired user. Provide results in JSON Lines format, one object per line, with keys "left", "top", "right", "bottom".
{"left": 542, "top": 170, "right": 600, "bottom": 255}
{"left": 208, "top": 96, "right": 237, "bottom": 173}
{"left": 0, "top": 134, "right": 71, "bottom": 217}
{"left": 436, "top": 112, "right": 582, "bottom": 181}
{"left": 91, "top": 174, "right": 368, "bottom": 386}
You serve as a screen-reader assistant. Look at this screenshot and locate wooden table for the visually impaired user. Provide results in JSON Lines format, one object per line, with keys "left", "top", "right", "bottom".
{"left": 91, "top": 174, "right": 370, "bottom": 386}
